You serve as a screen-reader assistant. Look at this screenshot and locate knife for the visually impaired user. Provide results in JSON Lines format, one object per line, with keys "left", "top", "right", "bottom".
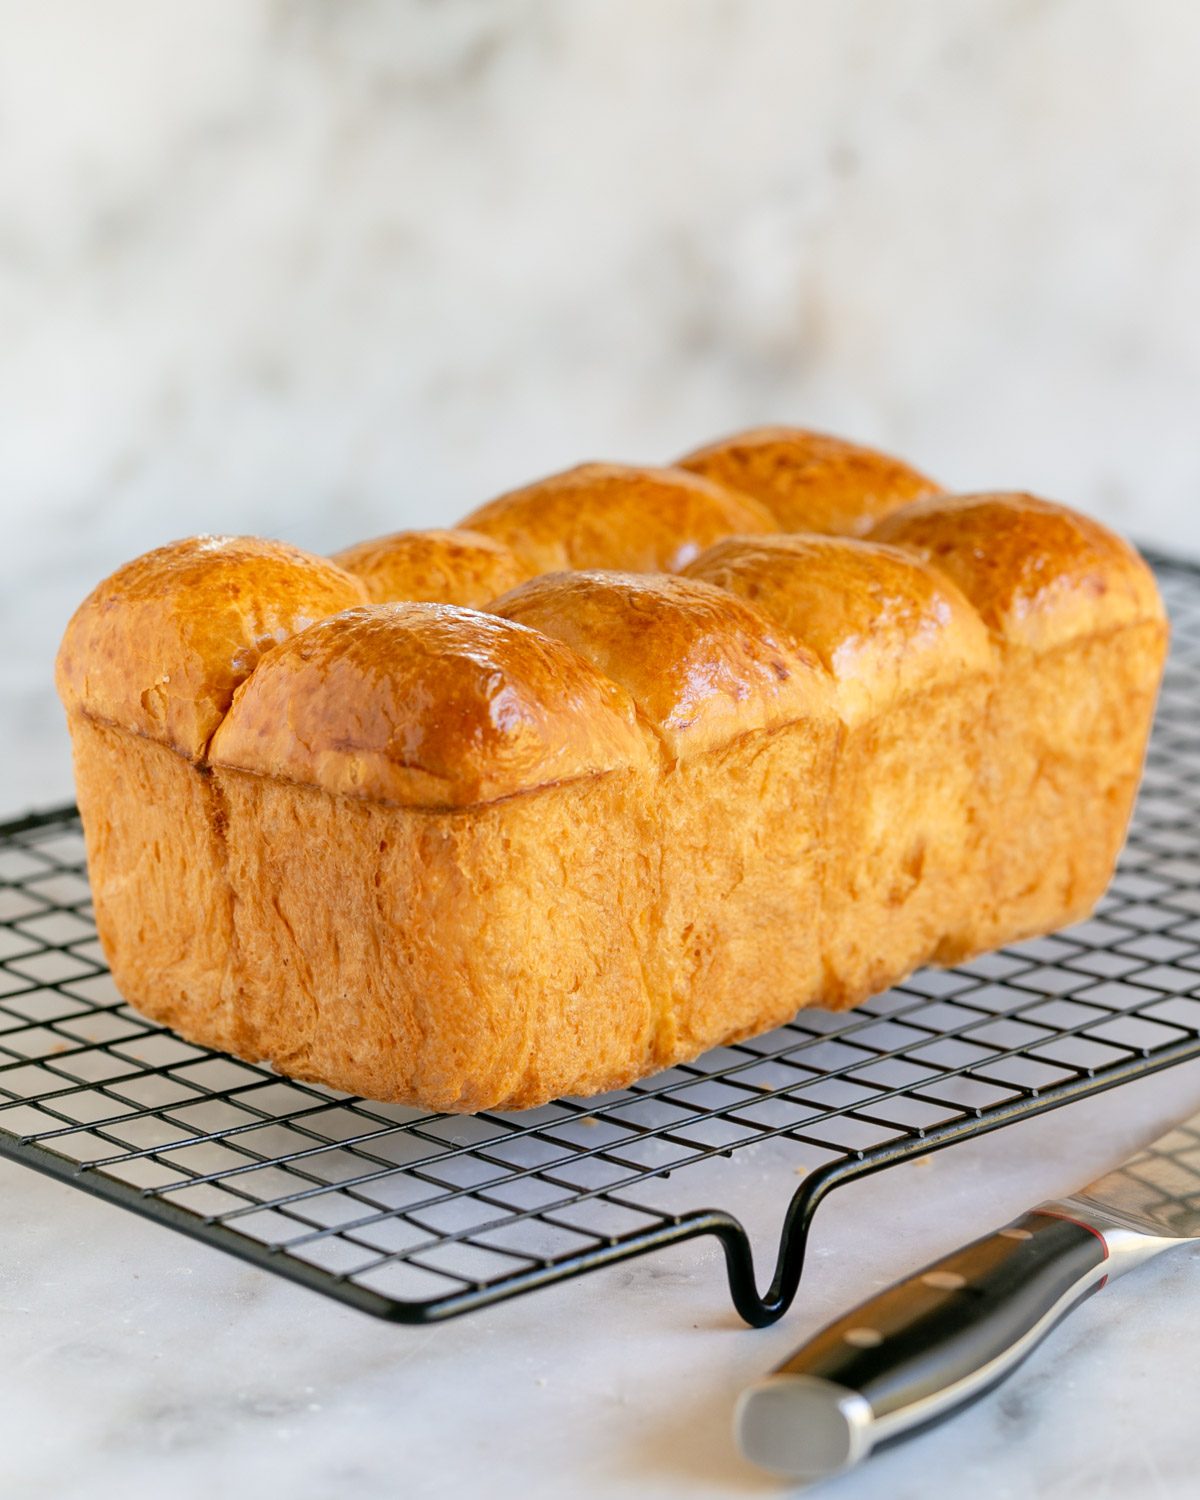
{"left": 735, "top": 1109, "right": 1200, "bottom": 1482}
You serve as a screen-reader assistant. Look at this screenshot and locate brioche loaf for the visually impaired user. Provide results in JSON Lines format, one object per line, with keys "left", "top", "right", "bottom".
{"left": 56, "top": 435, "right": 1168, "bottom": 1111}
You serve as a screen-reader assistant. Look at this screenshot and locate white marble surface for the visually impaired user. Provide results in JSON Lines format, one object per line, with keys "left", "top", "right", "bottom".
{"left": 5, "top": 3, "right": 1200, "bottom": 1494}
{"left": 5, "top": 1058, "right": 1200, "bottom": 1500}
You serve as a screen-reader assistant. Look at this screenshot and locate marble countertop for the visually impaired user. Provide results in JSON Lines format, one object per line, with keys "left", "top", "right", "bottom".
{"left": 4, "top": 1003, "right": 1200, "bottom": 1499}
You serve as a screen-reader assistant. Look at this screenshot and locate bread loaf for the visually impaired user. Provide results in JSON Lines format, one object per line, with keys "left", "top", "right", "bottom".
{"left": 56, "top": 441, "right": 1168, "bottom": 1111}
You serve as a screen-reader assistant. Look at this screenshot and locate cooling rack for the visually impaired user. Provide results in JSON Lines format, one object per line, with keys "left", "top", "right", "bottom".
{"left": 2, "top": 552, "right": 1199, "bottom": 1329}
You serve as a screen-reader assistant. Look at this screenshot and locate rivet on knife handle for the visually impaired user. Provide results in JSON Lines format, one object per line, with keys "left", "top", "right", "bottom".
{"left": 734, "top": 1204, "right": 1170, "bottom": 1483}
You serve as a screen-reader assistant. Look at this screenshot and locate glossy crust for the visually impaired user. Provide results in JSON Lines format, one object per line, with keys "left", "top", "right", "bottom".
{"left": 55, "top": 447, "right": 1168, "bottom": 1112}
{"left": 491, "top": 570, "right": 835, "bottom": 760}
{"left": 869, "top": 493, "right": 1166, "bottom": 650}
{"left": 459, "top": 462, "right": 776, "bottom": 574}
{"left": 683, "top": 534, "right": 992, "bottom": 725}
{"left": 210, "top": 603, "right": 654, "bottom": 807}
{"left": 678, "top": 427, "right": 940, "bottom": 535}
{"left": 332, "top": 527, "right": 533, "bottom": 608}
{"left": 56, "top": 535, "right": 368, "bottom": 760}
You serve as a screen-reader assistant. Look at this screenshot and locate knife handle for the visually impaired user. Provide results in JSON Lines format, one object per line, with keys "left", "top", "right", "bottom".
{"left": 735, "top": 1209, "right": 1110, "bottom": 1481}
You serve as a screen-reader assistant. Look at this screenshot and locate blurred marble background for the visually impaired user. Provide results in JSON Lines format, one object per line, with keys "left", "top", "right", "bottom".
{"left": 4, "top": 0, "right": 1200, "bottom": 807}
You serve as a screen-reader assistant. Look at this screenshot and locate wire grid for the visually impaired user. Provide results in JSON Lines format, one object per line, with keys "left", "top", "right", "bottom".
{"left": 2, "top": 552, "right": 1200, "bottom": 1328}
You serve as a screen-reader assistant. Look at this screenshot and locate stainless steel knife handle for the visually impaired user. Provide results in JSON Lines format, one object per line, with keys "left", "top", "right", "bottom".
{"left": 735, "top": 1208, "right": 1113, "bottom": 1482}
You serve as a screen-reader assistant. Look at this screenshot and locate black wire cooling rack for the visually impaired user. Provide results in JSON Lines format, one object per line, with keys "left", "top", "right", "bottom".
{"left": 2, "top": 552, "right": 1200, "bottom": 1329}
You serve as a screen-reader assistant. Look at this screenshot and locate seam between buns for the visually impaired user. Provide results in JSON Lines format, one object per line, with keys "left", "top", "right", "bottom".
{"left": 68, "top": 705, "right": 204, "bottom": 765}
{"left": 197, "top": 757, "right": 640, "bottom": 814}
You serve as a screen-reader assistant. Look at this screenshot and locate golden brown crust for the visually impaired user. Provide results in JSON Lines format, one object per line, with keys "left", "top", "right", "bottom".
{"left": 870, "top": 494, "right": 1169, "bottom": 955}
{"left": 458, "top": 462, "right": 776, "bottom": 574}
{"left": 211, "top": 768, "right": 662, "bottom": 1112}
{"left": 55, "top": 535, "right": 368, "bottom": 760}
{"left": 54, "top": 444, "right": 1170, "bottom": 1114}
{"left": 208, "top": 601, "right": 655, "bottom": 807}
{"left": 490, "top": 570, "right": 835, "bottom": 759}
{"left": 966, "top": 618, "right": 1168, "bottom": 955}
{"left": 68, "top": 718, "right": 234, "bottom": 1034}
{"left": 332, "top": 527, "right": 534, "bottom": 607}
{"left": 684, "top": 534, "right": 993, "bottom": 724}
{"left": 678, "top": 427, "right": 940, "bottom": 535}
{"left": 870, "top": 493, "right": 1167, "bottom": 651}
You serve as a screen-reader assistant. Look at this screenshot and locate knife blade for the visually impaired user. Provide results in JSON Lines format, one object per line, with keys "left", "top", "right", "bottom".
{"left": 735, "top": 1109, "right": 1200, "bottom": 1482}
